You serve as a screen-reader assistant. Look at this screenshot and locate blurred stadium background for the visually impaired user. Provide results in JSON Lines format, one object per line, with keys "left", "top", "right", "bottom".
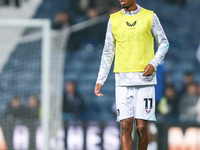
{"left": 0, "top": 0, "right": 200, "bottom": 149}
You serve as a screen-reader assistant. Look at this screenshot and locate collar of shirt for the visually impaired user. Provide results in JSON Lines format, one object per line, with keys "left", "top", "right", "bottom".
{"left": 121, "top": 4, "right": 141, "bottom": 16}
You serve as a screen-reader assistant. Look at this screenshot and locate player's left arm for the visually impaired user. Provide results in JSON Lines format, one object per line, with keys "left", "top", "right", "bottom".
{"left": 143, "top": 13, "right": 169, "bottom": 76}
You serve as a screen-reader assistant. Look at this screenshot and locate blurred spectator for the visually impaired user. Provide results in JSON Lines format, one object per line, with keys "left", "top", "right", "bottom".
{"left": 62, "top": 81, "right": 85, "bottom": 149}
{"left": 178, "top": 82, "right": 198, "bottom": 122}
{"left": 3, "top": 96, "right": 26, "bottom": 122}
{"left": 157, "top": 84, "right": 179, "bottom": 122}
{"left": 184, "top": 72, "right": 194, "bottom": 85}
{"left": 1, "top": 96, "right": 26, "bottom": 150}
{"left": 26, "top": 95, "right": 40, "bottom": 150}
{"left": 52, "top": 12, "right": 72, "bottom": 29}
{"left": 86, "top": 7, "right": 99, "bottom": 18}
{"left": 178, "top": 71, "right": 194, "bottom": 97}
{"left": 62, "top": 81, "right": 85, "bottom": 121}
{"left": 26, "top": 95, "right": 40, "bottom": 119}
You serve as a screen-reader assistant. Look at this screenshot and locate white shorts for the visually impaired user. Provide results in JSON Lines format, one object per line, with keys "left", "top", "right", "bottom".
{"left": 115, "top": 85, "right": 156, "bottom": 122}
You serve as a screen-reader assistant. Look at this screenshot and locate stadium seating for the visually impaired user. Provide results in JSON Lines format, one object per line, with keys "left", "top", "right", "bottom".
{"left": 64, "top": 0, "right": 200, "bottom": 120}
{"left": 0, "top": 0, "right": 199, "bottom": 121}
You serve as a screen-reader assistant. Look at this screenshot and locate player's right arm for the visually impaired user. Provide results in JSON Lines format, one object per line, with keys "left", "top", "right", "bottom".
{"left": 94, "top": 18, "right": 115, "bottom": 97}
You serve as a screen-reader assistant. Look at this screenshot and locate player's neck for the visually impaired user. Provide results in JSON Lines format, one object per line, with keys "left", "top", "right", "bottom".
{"left": 124, "top": 3, "right": 137, "bottom": 12}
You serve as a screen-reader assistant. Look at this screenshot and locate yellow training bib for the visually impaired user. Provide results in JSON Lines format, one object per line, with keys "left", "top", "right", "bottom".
{"left": 110, "top": 8, "right": 154, "bottom": 73}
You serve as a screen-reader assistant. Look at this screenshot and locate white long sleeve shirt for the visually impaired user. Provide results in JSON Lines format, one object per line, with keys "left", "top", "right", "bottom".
{"left": 96, "top": 5, "right": 169, "bottom": 86}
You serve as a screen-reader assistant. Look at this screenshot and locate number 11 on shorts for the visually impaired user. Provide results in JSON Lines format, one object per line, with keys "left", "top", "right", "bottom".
{"left": 144, "top": 98, "right": 153, "bottom": 113}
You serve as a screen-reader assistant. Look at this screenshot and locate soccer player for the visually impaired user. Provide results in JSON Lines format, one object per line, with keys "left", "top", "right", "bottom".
{"left": 94, "top": 0, "right": 169, "bottom": 150}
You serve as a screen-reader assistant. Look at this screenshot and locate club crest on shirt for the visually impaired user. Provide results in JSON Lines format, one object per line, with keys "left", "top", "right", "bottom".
{"left": 126, "top": 21, "right": 137, "bottom": 27}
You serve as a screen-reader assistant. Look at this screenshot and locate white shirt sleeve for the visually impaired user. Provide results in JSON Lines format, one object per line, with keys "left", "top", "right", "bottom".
{"left": 149, "top": 13, "right": 169, "bottom": 69}
{"left": 96, "top": 18, "right": 115, "bottom": 85}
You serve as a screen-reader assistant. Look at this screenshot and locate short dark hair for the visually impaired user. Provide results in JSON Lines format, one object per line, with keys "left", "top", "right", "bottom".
{"left": 12, "top": 95, "right": 20, "bottom": 100}
{"left": 185, "top": 71, "right": 193, "bottom": 76}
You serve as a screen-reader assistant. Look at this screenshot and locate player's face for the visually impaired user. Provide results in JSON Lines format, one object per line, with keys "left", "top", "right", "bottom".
{"left": 119, "top": 0, "right": 135, "bottom": 9}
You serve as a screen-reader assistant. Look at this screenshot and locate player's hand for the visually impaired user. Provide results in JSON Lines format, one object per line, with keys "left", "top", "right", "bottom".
{"left": 143, "top": 64, "right": 155, "bottom": 76}
{"left": 94, "top": 83, "right": 103, "bottom": 97}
